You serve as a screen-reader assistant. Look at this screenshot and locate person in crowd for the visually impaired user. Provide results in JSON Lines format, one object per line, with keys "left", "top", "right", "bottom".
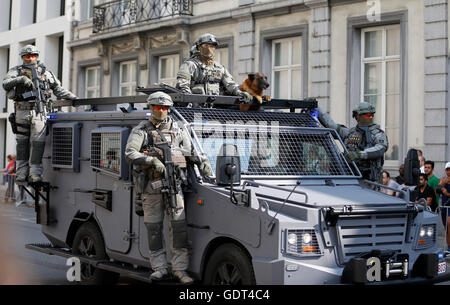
{"left": 424, "top": 160, "right": 440, "bottom": 211}
{"left": 414, "top": 173, "right": 436, "bottom": 211}
{"left": 437, "top": 162, "right": 450, "bottom": 251}
{"left": 419, "top": 155, "right": 425, "bottom": 174}
{"left": 1, "top": 155, "right": 15, "bottom": 185}
{"left": 381, "top": 170, "right": 401, "bottom": 197}
{"left": 395, "top": 163, "right": 406, "bottom": 185}
{"left": 4, "top": 155, "right": 16, "bottom": 201}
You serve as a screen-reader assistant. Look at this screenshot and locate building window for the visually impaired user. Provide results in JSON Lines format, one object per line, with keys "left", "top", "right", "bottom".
{"left": 87, "top": 0, "right": 104, "bottom": 19}
{"left": 361, "top": 25, "right": 400, "bottom": 161}
{"left": 271, "top": 36, "right": 302, "bottom": 100}
{"left": 215, "top": 47, "right": 229, "bottom": 71}
{"left": 85, "top": 66, "right": 101, "bottom": 98}
{"left": 158, "top": 54, "right": 179, "bottom": 87}
{"left": 60, "top": 0, "right": 66, "bottom": 16}
{"left": 119, "top": 60, "right": 137, "bottom": 96}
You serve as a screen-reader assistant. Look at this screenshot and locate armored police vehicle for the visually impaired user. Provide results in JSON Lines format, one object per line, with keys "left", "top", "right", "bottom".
{"left": 25, "top": 85, "right": 449, "bottom": 284}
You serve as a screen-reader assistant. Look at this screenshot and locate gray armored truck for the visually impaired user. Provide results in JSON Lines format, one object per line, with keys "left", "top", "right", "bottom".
{"left": 25, "top": 85, "right": 449, "bottom": 284}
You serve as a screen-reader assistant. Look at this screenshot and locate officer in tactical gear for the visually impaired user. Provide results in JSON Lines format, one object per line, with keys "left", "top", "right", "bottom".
{"left": 125, "top": 92, "right": 213, "bottom": 284}
{"left": 2, "top": 45, "right": 77, "bottom": 183}
{"left": 176, "top": 33, "right": 253, "bottom": 103}
{"left": 317, "top": 101, "right": 388, "bottom": 182}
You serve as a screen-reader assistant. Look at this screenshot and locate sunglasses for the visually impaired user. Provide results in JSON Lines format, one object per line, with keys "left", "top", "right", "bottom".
{"left": 153, "top": 105, "right": 169, "bottom": 111}
{"left": 23, "top": 54, "right": 38, "bottom": 60}
{"left": 363, "top": 113, "right": 375, "bottom": 119}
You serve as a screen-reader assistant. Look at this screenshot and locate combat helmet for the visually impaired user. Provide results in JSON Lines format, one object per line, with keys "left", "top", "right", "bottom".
{"left": 352, "top": 101, "right": 376, "bottom": 118}
{"left": 147, "top": 91, "right": 174, "bottom": 107}
{"left": 195, "top": 33, "right": 219, "bottom": 47}
{"left": 20, "top": 45, "right": 40, "bottom": 57}
{"left": 190, "top": 45, "right": 200, "bottom": 57}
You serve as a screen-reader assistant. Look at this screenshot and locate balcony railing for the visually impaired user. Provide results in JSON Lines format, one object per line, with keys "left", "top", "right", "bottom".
{"left": 93, "top": 0, "right": 193, "bottom": 33}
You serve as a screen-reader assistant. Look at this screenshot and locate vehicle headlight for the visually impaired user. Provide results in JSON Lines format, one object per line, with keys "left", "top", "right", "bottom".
{"left": 427, "top": 226, "right": 434, "bottom": 237}
{"left": 287, "top": 233, "right": 297, "bottom": 245}
{"left": 284, "top": 229, "right": 322, "bottom": 257}
{"left": 415, "top": 224, "right": 436, "bottom": 250}
{"left": 302, "top": 233, "right": 312, "bottom": 244}
{"left": 419, "top": 228, "right": 426, "bottom": 237}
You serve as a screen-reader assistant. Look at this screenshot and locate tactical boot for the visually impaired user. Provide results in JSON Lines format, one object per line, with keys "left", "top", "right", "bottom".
{"left": 30, "top": 174, "right": 42, "bottom": 183}
{"left": 15, "top": 175, "right": 27, "bottom": 183}
{"left": 173, "top": 270, "right": 194, "bottom": 285}
{"left": 150, "top": 268, "right": 170, "bottom": 281}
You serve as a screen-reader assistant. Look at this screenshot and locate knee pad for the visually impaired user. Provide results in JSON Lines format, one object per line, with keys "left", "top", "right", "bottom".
{"left": 16, "top": 138, "right": 30, "bottom": 161}
{"left": 171, "top": 219, "right": 188, "bottom": 249}
{"left": 145, "top": 222, "right": 163, "bottom": 251}
{"left": 30, "top": 141, "right": 45, "bottom": 165}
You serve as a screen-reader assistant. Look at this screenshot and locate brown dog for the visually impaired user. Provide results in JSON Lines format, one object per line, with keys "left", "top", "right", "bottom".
{"left": 239, "top": 72, "right": 271, "bottom": 111}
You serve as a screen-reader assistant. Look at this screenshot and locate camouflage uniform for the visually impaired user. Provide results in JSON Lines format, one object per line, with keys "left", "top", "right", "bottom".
{"left": 2, "top": 45, "right": 77, "bottom": 182}
{"left": 125, "top": 92, "right": 212, "bottom": 282}
{"left": 318, "top": 103, "right": 388, "bottom": 182}
{"left": 176, "top": 33, "right": 251, "bottom": 102}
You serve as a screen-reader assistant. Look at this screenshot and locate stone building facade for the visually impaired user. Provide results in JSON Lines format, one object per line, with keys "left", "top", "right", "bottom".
{"left": 21, "top": 0, "right": 450, "bottom": 175}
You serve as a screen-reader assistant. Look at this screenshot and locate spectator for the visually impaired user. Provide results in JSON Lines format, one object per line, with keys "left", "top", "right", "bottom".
{"left": 419, "top": 155, "right": 425, "bottom": 174}
{"left": 414, "top": 173, "right": 436, "bottom": 211}
{"left": 1, "top": 155, "right": 14, "bottom": 185}
{"left": 395, "top": 164, "right": 406, "bottom": 185}
{"left": 437, "top": 162, "right": 450, "bottom": 251}
{"left": 381, "top": 170, "right": 401, "bottom": 197}
{"left": 424, "top": 160, "right": 440, "bottom": 211}
{"left": 3, "top": 155, "right": 16, "bottom": 201}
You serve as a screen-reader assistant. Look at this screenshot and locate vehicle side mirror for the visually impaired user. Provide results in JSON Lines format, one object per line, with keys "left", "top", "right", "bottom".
{"left": 216, "top": 144, "right": 241, "bottom": 186}
{"left": 404, "top": 148, "right": 420, "bottom": 186}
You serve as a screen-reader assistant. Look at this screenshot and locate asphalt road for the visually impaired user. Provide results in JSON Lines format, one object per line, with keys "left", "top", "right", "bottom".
{"left": 0, "top": 187, "right": 449, "bottom": 286}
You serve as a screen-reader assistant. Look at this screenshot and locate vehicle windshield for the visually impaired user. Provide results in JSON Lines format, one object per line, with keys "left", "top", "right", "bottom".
{"left": 174, "top": 108, "right": 357, "bottom": 178}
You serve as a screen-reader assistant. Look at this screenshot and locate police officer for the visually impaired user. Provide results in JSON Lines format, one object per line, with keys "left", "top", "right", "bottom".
{"left": 317, "top": 102, "right": 388, "bottom": 182}
{"left": 176, "top": 33, "right": 252, "bottom": 103}
{"left": 2, "top": 45, "right": 77, "bottom": 183}
{"left": 125, "top": 92, "right": 213, "bottom": 284}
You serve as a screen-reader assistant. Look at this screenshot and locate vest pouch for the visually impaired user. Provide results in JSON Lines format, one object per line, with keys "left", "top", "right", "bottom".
{"left": 192, "top": 85, "right": 205, "bottom": 95}
{"left": 206, "top": 83, "right": 220, "bottom": 95}
{"left": 172, "top": 149, "right": 187, "bottom": 169}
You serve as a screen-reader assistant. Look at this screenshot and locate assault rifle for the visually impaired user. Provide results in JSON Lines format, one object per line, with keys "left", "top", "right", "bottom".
{"left": 21, "top": 64, "right": 46, "bottom": 115}
{"left": 150, "top": 141, "right": 180, "bottom": 211}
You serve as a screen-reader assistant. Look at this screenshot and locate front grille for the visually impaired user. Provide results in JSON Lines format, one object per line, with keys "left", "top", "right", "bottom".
{"left": 52, "top": 126, "right": 73, "bottom": 167}
{"left": 336, "top": 214, "right": 408, "bottom": 263}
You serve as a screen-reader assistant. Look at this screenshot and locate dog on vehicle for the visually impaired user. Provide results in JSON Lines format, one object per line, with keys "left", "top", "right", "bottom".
{"left": 239, "top": 72, "right": 271, "bottom": 111}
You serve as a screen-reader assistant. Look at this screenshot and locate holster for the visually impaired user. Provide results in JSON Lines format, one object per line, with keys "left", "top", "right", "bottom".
{"left": 8, "top": 112, "right": 30, "bottom": 136}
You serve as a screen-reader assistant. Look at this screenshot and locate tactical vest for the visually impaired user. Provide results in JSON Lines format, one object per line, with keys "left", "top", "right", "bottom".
{"left": 14, "top": 63, "right": 50, "bottom": 101}
{"left": 345, "top": 124, "right": 384, "bottom": 181}
{"left": 190, "top": 58, "right": 223, "bottom": 95}
{"left": 141, "top": 120, "right": 187, "bottom": 171}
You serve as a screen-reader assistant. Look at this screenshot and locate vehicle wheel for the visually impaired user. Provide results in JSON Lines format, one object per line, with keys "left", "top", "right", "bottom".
{"left": 72, "top": 222, "right": 119, "bottom": 285}
{"left": 203, "top": 243, "right": 256, "bottom": 285}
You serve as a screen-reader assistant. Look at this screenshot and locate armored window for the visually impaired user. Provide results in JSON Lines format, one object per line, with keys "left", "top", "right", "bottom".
{"left": 158, "top": 54, "right": 179, "bottom": 88}
{"left": 51, "top": 122, "right": 81, "bottom": 172}
{"left": 361, "top": 25, "right": 400, "bottom": 162}
{"left": 90, "top": 127, "right": 130, "bottom": 180}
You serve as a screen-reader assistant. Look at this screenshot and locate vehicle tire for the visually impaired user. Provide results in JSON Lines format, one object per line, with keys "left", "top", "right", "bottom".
{"left": 203, "top": 243, "right": 256, "bottom": 285}
{"left": 72, "top": 222, "right": 119, "bottom": 285}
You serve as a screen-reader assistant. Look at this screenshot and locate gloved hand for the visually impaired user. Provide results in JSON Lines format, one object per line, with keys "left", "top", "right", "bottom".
{"left": 199, "top": 159, "right": 213, "bottom": 177}
{"left": 17, "top": 76, "right": 34, "bottom": 88}
{"left": 238, "top": 91, "right": 253, "bottom": 104}
{"left": 135, "top": 195, "right": 144, "bottom": 217}
{"left": 151, "top": 158, "right": 166, "bottom": 176}
{"left": 344, "top": 151, "right": 361, "bottom": 162}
